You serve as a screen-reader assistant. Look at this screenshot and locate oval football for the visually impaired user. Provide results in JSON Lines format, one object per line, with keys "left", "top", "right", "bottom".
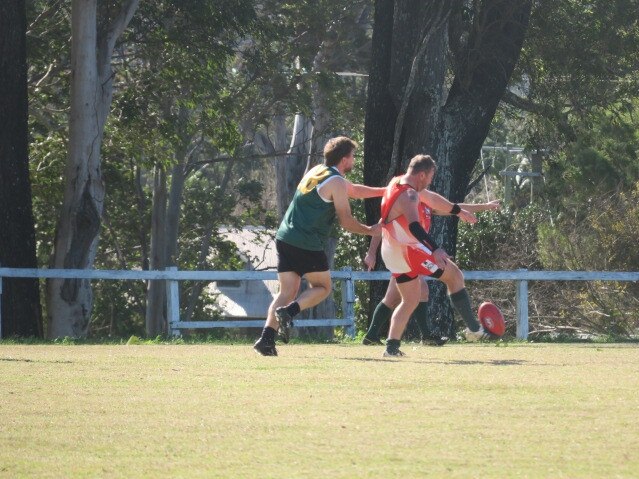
{"left": 478, "top": 301, "right": 505, "bottom": 336}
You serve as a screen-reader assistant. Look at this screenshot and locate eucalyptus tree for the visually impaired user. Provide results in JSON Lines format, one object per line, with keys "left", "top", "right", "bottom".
{"left": 44, "top": 0, "right": 139, "bottom": 338}
{"left": 0, "top": 0, "right": 42, "bottom": 337}
{"left": 503, "top": 0, "right": 639, "bottom": 205}
{"left": 364, "top": 0, "right": 533, "bottom": 336}
{"left": 240, "top": 0, "right": 373, "bottom": 214}
{"left": 30, "top": 0, "right": 268, "bottom": 338}
{"left": 77, "top": 0, "right": 262, "bottom": 336}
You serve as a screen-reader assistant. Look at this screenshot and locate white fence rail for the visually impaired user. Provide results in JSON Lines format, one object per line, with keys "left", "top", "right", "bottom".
{"left": 1, "top": 267, "right": 638, "bottom": 339}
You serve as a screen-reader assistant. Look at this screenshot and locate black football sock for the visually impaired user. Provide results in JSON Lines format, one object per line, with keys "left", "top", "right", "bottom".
{"left": 411, "top": 301, "right": 430, "bottom": 338}
{"left": 260, "top": 326, "right": 277, "bottom": 342}
{"left": 449, "top": 288, "right": 480, "bottom": 332}
{"left": 285, "top": 301, "right": 301, "bottom": 317}
{"left": 365, "top": 302, "right": 393, "bottom": 340}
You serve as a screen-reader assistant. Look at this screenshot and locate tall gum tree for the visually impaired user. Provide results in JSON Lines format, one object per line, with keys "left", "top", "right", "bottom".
{"left": 0, "top": 0, "right": 43, "bottom": 337}
{"left": 47, "top": 0, "right": 139, "bottom": 338}
{"left": 364, "top": 0, "right": 532, "bottom": 337}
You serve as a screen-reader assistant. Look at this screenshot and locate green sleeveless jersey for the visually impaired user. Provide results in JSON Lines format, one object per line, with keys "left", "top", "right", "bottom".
{"left": 276, "top": 165, "right": 342, "bottom": 251}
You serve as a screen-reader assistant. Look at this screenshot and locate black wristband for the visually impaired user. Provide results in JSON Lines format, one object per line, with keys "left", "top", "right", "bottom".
{"left": 450, "top": 203, "right": 461, "bottom": 215}
{"left": 408, "top": 221, "right": 440, "bottom": 251}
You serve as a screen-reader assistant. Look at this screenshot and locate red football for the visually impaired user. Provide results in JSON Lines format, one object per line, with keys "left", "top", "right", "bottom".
{"left": 478, "top": 301, "right": 506, "bottom": 337}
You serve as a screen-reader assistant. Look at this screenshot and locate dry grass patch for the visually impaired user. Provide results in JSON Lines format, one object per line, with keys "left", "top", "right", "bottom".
{"left": 1, "top": 343, "right": 638, "bottom": 478}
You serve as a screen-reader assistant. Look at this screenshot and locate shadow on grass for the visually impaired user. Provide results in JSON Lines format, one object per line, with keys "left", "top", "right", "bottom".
{"left": 0, "top": 357, "right": 73, "bottom": 364}
{"left": 340, "top": 357, "right": 528, "bottom": 366}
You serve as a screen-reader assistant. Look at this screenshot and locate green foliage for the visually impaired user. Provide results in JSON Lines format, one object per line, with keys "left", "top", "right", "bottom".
{"left": 517, "top": 0, "right": 639, "bottom": 123}
{"left": 457, "top": 209, "right": 513, "bottom": 270}
{"left": 536, "top": 183, "right": 639, "bottom": 337}
{"left": 542, "top": 107, "right": 639, "bottom": 212}
{"left": 479, "top": 0, "right": 639, "bottom": 339}
{"left": 457, "top": 204, "right": 548, "bottom": 271}
{"left": 24, "top": 0, "right": 638, "bottom": 340}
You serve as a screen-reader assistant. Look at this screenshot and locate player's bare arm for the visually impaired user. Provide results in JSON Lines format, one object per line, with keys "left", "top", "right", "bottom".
{"left": 420, "top": 190, "right": 477, "bottom": 224}
{"left": 346, "top": 181, "right": 385, "bottom": 199}
{"left": 458, "top": 199, "right": 500, "bottom": 213}
{"left": 364, "top": 234, "right": 382, "bottom": 271}
{"left": 328, "top": 177, "right": 380, "bottom": 236}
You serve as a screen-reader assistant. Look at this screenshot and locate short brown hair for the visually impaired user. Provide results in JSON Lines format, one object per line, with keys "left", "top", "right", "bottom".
{"left": 323, "top": 136, "right": 358, "bottom": 167}
{"left": 407, "top": 154, "right": 436, "bottom": 175}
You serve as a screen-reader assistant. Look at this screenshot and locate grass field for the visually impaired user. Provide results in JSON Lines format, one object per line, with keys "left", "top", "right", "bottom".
{"left": 1, "top": 342, "right": 638, "bottom": 478}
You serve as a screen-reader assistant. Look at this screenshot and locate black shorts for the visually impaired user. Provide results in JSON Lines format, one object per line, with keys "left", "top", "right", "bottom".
{"left": 395, "top": 269, "right": 443, "bottom": 284}
{"left": 276, "top": 240, "right": 329, "bottom": 276}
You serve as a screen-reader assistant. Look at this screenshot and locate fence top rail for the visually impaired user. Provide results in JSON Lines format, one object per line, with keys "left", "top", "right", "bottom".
{"left": 0, "top": 267, "right": 638, "bottom": 282}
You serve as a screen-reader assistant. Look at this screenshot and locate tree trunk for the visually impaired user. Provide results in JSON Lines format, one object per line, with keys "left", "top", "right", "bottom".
{"left": 309, "top": 36, "right": 337, "bottom": 167}
{"left": 46, "top": 0, "right": 139, "bottom": 338}
{"left": 133, "top": 162, "right": 149, "bottom": 271}
{"left": 165, "top": 155, "right": 188, "bottom": 268}
{"left": 276, "top": 114, "right": 312, "bottom": 219}
{"left": 0, "top": 0, "right": 43, "bottom": 337}
{"left": 146, "top": 165, "right": 167, "bottom": 336}
{"left": 365, "top": 0, "right": 532, "bottom": 337}
{"left": 46, "top": 0, "right": 104, "bottom": 338}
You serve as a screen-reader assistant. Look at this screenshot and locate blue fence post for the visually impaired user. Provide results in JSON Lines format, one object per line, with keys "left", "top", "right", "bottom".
{"left": 340, "top": 267, "right": 356, "bottom": 338}
{"left": 165, "top": 266, "right": 180, "bottom": 337}
{"left": 516, "top": 268, "right": 529, "bottom": 340}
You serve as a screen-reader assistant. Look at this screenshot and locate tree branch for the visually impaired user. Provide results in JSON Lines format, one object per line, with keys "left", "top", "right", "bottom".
{"left": 501, "top": 90, "right": 577, "bottom": 141}
{"left": 466, "top": 161, "right": 492, "bottom": 195}
{"left": 106, "top": 0, "right": 140, "bottom": 56}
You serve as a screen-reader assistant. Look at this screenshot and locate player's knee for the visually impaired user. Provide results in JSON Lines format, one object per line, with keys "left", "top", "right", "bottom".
{"left": 445, "top": 263, "right": 464, "bottom": 287}
{"left": 275, "top": 291, "right": 296, "bottom": 305}
{"left": 452, "top": 273, "right": 465, "bottom": 289}
{"left": 383, "top": 297, "right": 401, "bottom": 309}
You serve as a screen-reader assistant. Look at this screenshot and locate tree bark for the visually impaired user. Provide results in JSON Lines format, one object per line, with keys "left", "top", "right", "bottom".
{"left": 46, "top": 0, "right": 139, "bottom": 338}
{"left": 145, "top": 165, "right": 167, "bottom": 336}
{"left": 365, "top": 0, "right": 532, "bottom": 337}
{"left": 0, "top": 0, "right": 43, "bottom": 337}
{"left": 276, "top": 114, "right": 312, "bottom": 219}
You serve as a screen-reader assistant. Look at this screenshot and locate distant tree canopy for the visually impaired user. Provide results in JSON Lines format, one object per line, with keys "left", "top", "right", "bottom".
{"left": 9, "top": 0, "right": 639, "bottom": 339}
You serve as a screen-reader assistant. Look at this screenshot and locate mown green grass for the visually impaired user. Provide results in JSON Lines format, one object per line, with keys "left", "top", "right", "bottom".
{"left": 1, "top": 343, "right": 638, "bottom": 478}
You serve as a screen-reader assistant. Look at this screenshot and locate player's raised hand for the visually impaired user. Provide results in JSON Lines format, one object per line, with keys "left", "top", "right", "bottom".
{"left": 485, "top": 200, "right": 501, "bottom": 210}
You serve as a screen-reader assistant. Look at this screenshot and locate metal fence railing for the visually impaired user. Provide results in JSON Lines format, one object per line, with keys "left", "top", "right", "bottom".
{"left": 1, "top": 267, "right": 638, "bottom": 339}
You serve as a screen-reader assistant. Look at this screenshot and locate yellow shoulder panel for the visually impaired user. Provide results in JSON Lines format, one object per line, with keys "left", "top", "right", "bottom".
{"left": 298, "top": 165, "right": 332, "bottom": 194}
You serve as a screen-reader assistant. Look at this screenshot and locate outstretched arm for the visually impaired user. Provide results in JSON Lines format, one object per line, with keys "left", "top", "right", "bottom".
{"left": 346, "top": 181, "right": 385, "bottom": 199}
{"left": 330, "top": 178, "right": 381, "bottom": 236}
{"left": 420, "top": 190, "right": 477, "bottom": 224}
{"left": 458, "top": 199, "right": 501, "bottom": 213}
